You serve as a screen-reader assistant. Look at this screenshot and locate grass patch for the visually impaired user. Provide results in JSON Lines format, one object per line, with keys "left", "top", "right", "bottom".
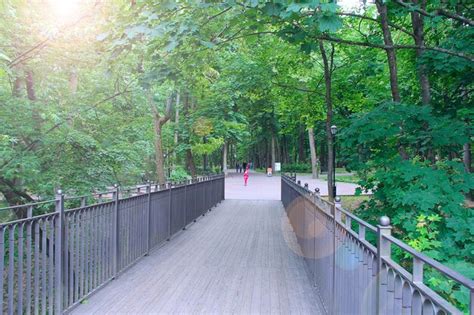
{"left": 340, "top": 195, "right": 370, "bottom": 211}
{"left": 317, "top": 174, "right": 360, "bottom": 184}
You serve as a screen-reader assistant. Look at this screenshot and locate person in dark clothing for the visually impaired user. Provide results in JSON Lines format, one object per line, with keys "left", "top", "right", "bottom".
{"left": 236, "top": 163, "right": 240, "bottom": 173}
{"left": 242, "top": 162, "right": 247, "bottom": 171}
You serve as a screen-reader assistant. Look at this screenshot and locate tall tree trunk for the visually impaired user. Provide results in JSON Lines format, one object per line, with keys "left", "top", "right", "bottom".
{"left": 25, "top": 70, "right": 37, "bottom": 101}
{"left": 223, "top": 141, "right": 228, "bottom": 175}
{"left": 271, "top": 133, "right": 276, "bottom": 172}
{"left": 153, "top": 121, "right": 166, "bottom": 184}
{"left": 376, "top": 0, "right": 401, "bottom": 102}
{"left": 266, "top": 140, "right": 270, "bottom": 168}
{"left": 203, "top": 137, "right": 208, "bottom": 172}
{"left": 298, "top": 127, "right": 306, "bottom": 162}
{"left": 182, "top": 92, "right": 196, "bottom": 177}
{"left": 320, "top": 41, "right": 335, "bottom": 200}
{"left": 150, "top": 92, "right": 172, "bottom": 185}
{"left": 173, "top": 92, "right": 180, "bottom": 167}
{"left": 411, "top": 0, "right": 431, "bottom": 105}
{"left": 13, "top": 76, "right": 23, "bottom": 97}
{"left": 186, "top": 150, "right": 197, "bottom": 177}
{"left": 308, "top": 127, "right": 319, "bottom": 179}
{"left": 464, "top": 143, "right": 472, "bottom": 173}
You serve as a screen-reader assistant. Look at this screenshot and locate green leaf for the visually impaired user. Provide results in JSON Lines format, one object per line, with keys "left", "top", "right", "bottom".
{"left": 318, "top": 15, "right": 342, "bottom": 33}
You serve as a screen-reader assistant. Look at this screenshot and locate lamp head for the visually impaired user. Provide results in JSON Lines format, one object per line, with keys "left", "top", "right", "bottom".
{"left": 330, "top": 125, "right": 337, "bottom": 135}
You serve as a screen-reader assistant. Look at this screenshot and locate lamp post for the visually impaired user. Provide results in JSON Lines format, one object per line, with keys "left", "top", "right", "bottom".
{"left": 330, "top": 125, "right": 337, "bottom": 199}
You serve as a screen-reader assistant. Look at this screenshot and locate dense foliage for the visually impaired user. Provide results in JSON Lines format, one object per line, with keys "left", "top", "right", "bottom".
{"left": 0, "top": 0, "right": 472, "bottom": 310}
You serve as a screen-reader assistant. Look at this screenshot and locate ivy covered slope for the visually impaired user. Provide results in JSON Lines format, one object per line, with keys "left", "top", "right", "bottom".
{"left": 0, "top": 0, "right": 473, "bottom": 310}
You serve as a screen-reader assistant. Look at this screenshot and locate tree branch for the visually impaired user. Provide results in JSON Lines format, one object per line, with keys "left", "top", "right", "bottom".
{"left": 393, "top": 0, "right": 474, "bottom": 26}
{"left": 337, "top": 12, "right": 415, "bottom": 38}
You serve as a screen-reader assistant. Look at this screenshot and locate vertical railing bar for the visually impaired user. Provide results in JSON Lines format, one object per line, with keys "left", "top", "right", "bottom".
{"left": 183, "top": 182, "right": 187, "bottom": 230}
{"left": 131, "top": 197, "right": 137, "bottom": 262}
{"left": 84, "top": 209, "right": 90, "bottom": 296}
{"left": 8, "top": 226, "right": 15, "bottom": 314}
{"left": 95, "top": 206, "right": 101, "bottom": 287}
{"left": 376, "top": 216, "right": 392, "bottom": 315}
{"left": 40, "top": 219, "right": 48, "bottom": 314}
{"left": 68, "top": 213, "right": 74, "bottom": 307}
{"left": 34, "top": 221, "right": 40, "bottom": 315}
{"left": 167, "top": 183, "right": 172, "bottom": 241}
{"left": 126, "top": 199, "right": 131, "bottom": 266}
{"left": 101, "top": 206, "right": 107, "bottom": 282}
{"left": 41, "top": 219, "right": 46, "bottom": 315}
{"left": 113, "top": 185, "right": 119, "bottom": 277}
{"left": 0, "top": 226, "right": 5, "bottom": 313}
{"left": 79, "top": 210, "right": 85, "bottom": 299}
{"left": 63, "top": 211, "right": 68, "bottom": 311}
{"left": 48, "top": 218, "right": 54, "bottom": 314}
{"left": 129, "top": 198, "right": 134, "bottom": 264}
{"left": 74, "top": 212, "right": 79, "bottom": 303}
{"left": 470, "top": 288, "right": 474, "bottom": 315}
{"left": 412, "top": 257, "right": 424, "bottom": 284}
{"left": 93, "top": 205, "right": 99, "bottom": 289}
{"left": 26, "top": 208, "right": 33, "bottom": 315}
{"left": 146, "top": 182, "right": 152, "bottom": 255}
{"left": 0, "top": 227, "right": 4, "bottom": 315}
{"left": 18, "top": 223, "right": 24, "bottom": 314}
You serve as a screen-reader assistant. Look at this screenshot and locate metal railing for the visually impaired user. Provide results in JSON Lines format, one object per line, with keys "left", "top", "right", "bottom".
{"left": 0, "top": 175, "right": 225, "bottom": 314}
{"left": 281, "top": 174, "right": 474, "bottom": 315}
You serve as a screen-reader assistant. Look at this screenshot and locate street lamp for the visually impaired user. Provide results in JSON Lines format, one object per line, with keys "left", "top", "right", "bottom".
{"left": 330, "top": 125, "right": 337, "bottom": 199}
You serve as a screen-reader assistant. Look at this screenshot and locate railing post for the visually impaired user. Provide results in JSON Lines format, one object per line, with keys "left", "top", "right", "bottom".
{"left": 55, "top": 189, "right": 65, "bottom": 314}
{"left": 183, "top": 181, "right": 187, "bottom": 230}
{"left": 113, "top": 184, "right": 119, "bottom": 277}
{"left": 27, "top": 205, "right": 33, "bottom": 218}
{"left": 80, "top": 196, "right": 86, "bottom": 207}
{"left": 146, "top": 182, "right": 152, "bottom": 255}
{"left": 376, "top": 215, "right": 392, "bottom": 315}
{"left": 167, "top": 182, "right": 172, "bottom": 241}
{"left": 332, "top": 196, "right": 341, "bottom": 315}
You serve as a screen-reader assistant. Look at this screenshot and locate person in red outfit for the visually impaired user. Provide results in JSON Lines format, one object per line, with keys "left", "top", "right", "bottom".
{"left": 243, "top": 167, "right": 249, "bottom": 186}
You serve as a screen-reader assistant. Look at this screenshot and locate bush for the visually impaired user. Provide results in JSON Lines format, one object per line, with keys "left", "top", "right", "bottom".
{"left": 168, "top": 166, "right": 190, "bottom": 182}
{"left": 281, "top": 163, "right": 312, "bottom": 173}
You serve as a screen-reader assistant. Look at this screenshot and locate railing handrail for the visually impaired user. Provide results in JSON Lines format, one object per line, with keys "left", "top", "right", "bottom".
{"left": 0, "top": 173, "right": 225, "bottom": 314}
{"left": 0, "top": 174, "right": 225, "bottom": 224}
{"left": 0, "top": 174, "right": 224, "bottom": 214}
{"left": 383, "top": 233, "right": 474, "bottom": 290}
{"left": 281, "top": 174, "right": 473, "bottom": 314}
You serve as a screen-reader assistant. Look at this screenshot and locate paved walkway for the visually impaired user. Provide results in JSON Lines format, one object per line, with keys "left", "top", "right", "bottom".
{"left": 226, "top": 170, "right": 364, "bottom": 198}
{"left": 225, "top": 171, "right": 281, "bottom": 200}
{"left": 72, "top": 199, "right": 323, "bottom": 314}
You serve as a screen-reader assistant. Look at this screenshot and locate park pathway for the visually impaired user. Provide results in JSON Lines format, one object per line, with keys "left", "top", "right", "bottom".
{"left": 71, "top": 175, "right": 323, "bottom": 314}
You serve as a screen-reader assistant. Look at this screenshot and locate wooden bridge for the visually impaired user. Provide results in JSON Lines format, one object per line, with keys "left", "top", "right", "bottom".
{"left": 0, "top": 172, "right": 472, "bottom": 314}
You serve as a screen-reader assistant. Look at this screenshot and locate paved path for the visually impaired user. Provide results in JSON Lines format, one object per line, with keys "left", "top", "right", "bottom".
{"left": 71, "top": 199, "right": 323, "bottom": 314}
{"left": 226, "top": 170, "right": 364, "bottom": 198}
{"left": 295, "top": 175, "right": 368, "bottom": 196}
{"left": 225, "top": 171, "right": 281, "bottom": 200}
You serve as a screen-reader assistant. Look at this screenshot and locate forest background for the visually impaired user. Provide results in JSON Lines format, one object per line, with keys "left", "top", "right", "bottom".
{"left": 0, "top": 0, "right": 472, "bottom": 311}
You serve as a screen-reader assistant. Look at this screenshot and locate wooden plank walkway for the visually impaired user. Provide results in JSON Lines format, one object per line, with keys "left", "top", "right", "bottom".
{"left": 71, "top": 199, "right": 323, "bottom": 314}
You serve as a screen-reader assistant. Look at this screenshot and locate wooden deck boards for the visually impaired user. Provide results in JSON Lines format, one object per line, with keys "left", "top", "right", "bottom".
{"left": 71, "top": 199, "right": 323, "bottom": 314}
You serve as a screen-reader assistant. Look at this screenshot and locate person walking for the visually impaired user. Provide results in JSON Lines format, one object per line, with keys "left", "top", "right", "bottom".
{"left": 243, "top": 167, "right": 249, "bottom": 186}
